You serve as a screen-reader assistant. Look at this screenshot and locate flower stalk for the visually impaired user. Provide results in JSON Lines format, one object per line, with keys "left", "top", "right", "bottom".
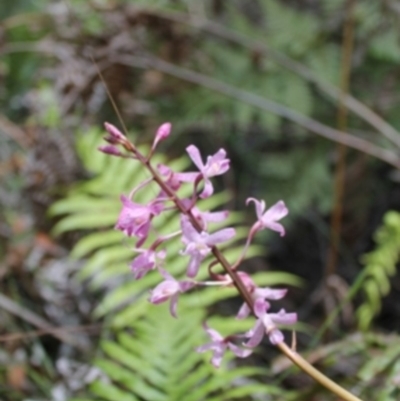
{"left": 99, "top": 122, "right": 363, "bottom": 401}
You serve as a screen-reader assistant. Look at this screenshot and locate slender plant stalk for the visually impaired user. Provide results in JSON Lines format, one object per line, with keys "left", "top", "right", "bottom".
{"left": 277, "top": 342, "right": 361, "bottom": 401}
{"left": 325, "top": 0, "right": 356, "bottom": 281}
{"left": 133, "top": 6, "right": 400, "bottom": 149}
{"left": 124, "top": 140, "right": 363, "bottom": 401}
{"left": 114, "top": 54, "right": 400, "bottom": 169}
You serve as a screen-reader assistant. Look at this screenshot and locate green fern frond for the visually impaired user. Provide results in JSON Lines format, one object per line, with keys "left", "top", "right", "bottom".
{"left": 356, "top": 211, "right": 400, "bottom": 330}
{"left": 85, "top": 304, "right": 281, "bottom": 401}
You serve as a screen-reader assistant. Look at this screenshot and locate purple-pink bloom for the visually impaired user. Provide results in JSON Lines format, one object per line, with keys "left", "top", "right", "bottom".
{"left": 236, "top": 273, "right": 287, "bottom": 319}
{"left": 244, "top": 299, "right": 297, "bottom": 347}
{"left": 149, "top": 269, "right": 194, "bottom": 317}
{"left": 186, "top": 145, "right": 230, "bottom": 198}
{"left": 115, "top": 195, "right": 164, "bottom": 246}
{"left": 180, "top": 216, "right": 236, "bottom": 278}
{"left": 247, "top": 198, "right": 288, "bottom": 237}
{"left": 157, "top": 164, "right": 198, "bottom": 197}
{"left": 191, "top": 207, "right": 229, "bottom": 230}
{"left": 196, "top": 324, "right": 252, "bottom": 368}
{"left": 130, "top": 249, "right": 166, "bottom": 280}
{"left": 180, "top": 200, "right": 229, "bottom": 230}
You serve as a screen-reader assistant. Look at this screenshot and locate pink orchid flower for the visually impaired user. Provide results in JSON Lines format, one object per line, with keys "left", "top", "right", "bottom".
{"left": 130, "top": 249, "right": 166, "bottom": 280}
{"left": 244, "top": 299, "right": 297, "bottom": 347}
{"left": 186, "top": 145, "right": 230, "bottom": 198}
{"left": 180, "top": 216, "right": 236, "bottom": 278}
{"left": 196, "top": 324, "right": 252, "bottom": 368}
{"left": 247, "top": 198, "right": 288, "bottom": 237}
{"left": 115, "top": 195, "right": 163, "bottom": 246}
{"left": 149, "top": 269, "right": 194, "bottom": 318}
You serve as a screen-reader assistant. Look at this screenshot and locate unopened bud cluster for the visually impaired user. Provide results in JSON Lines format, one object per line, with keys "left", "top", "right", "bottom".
{"left": 99, "top": 122, "right": 297, "bottom": 368}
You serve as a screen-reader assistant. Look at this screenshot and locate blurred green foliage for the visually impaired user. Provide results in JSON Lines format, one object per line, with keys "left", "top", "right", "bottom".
{"left": 2, "top": 0, "right": 400, "bottom": 400}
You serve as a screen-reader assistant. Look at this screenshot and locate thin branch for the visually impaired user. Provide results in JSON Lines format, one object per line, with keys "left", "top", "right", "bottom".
{"left": 113, "top": 54, "right": 400, "bottom": 169}
{"left": 116, "top": 134, "right": 363, "bottom": 401}
{"left": 0, "top": 323, "right": 102, "bottom": 343}
{"left": 325, "top": 0, "right": 356, "bottom": 282}
{"left": 0, "top": 293, "right": 87, "bottom": 350}
{"left": 132, "top": 6, "right": 400, "bottom": 149}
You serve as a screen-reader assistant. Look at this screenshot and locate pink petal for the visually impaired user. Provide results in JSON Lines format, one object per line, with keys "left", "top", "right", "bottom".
{"left": 270, "top": 309, "right": 297, "bottom": 325}
{"left": 266, "top": 222, "right": 286, "bottom": 237}
{"left": 186, "top": 145, "right": 205, "bottom": 171}
{"left": 205, "top": 149, "right": 230, "bottom": 176}
{"left": 254, "top": 298, "right": 269, "bottom": 318}
{"left": 228, "top": 343, "right": 252, "bottom": 358}
{"left": 211, "top": 347, "right": 225, "bottom": 368}
{"left": 236, "top": 272, "right": 256, "bottom": 292}
{"left": 268, "top": 329, "right": 284, "bottom": 345}
{"left": 181, "top": 216, "right": 200, "bottom": 242}
{"left": 196, "top": 343, "right": 215, "bottom": 353}
{"left": 244, "top": 320, "right": 265, "bottom": 348}
{"left": 255, "top": 288, "right": 287, "bottom": 300}
{"left": 178, "top": 281, "right": 195, "bottom": 293}
{"left": 136, "top": 235, "right": 147, "bottom": 248}
{"left": 263, "top": 200, "right": 289, "bottom": 224}
{"left": 236, "top": 303, "right": 251, "bottom": 319}
{"left": 209, "top": 148, "right": 227, "bottom": 163}
{"left": 246, "top": 198, "right": 265, "bottom": 220}
{"left": 187, "top": 252, "right": 204, "bottom": 278}
{"left": 203, "top": 324, "right": 224, "bottom": 342}
{"left": 201, "top": 210, "right": 229, "bottom": 223}
{"left": 206, "top": 228, "right": 236, "bottom": 245}
{"left": 175, "top": 172, "right": 199, "bottom": 183}
{"left": 199, "top": 178, "right": 214, "bottom": 199}
{"left": 159, "top": 268, "right": 175, "bottom": 281}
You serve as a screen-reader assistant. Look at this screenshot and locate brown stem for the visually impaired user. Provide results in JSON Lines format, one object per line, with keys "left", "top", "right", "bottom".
{"left": 325, "top": 0, "right": 356, "bottom": 282}
{"left": 120, "top": 140, "right": 363, "bottom": 401}
{"left": 141, "top": 152, "right": 255, "bottom": 307}
{"left": 114, "top": 54, "right": 400, "bottom": 169}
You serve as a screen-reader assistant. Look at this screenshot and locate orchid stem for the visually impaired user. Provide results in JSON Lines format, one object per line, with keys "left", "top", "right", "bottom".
{"left": 277, "top": 342, "right": 362, "bottom": 401}
{"left": 128, "top": 139, "right": 363, "bottom": 401}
